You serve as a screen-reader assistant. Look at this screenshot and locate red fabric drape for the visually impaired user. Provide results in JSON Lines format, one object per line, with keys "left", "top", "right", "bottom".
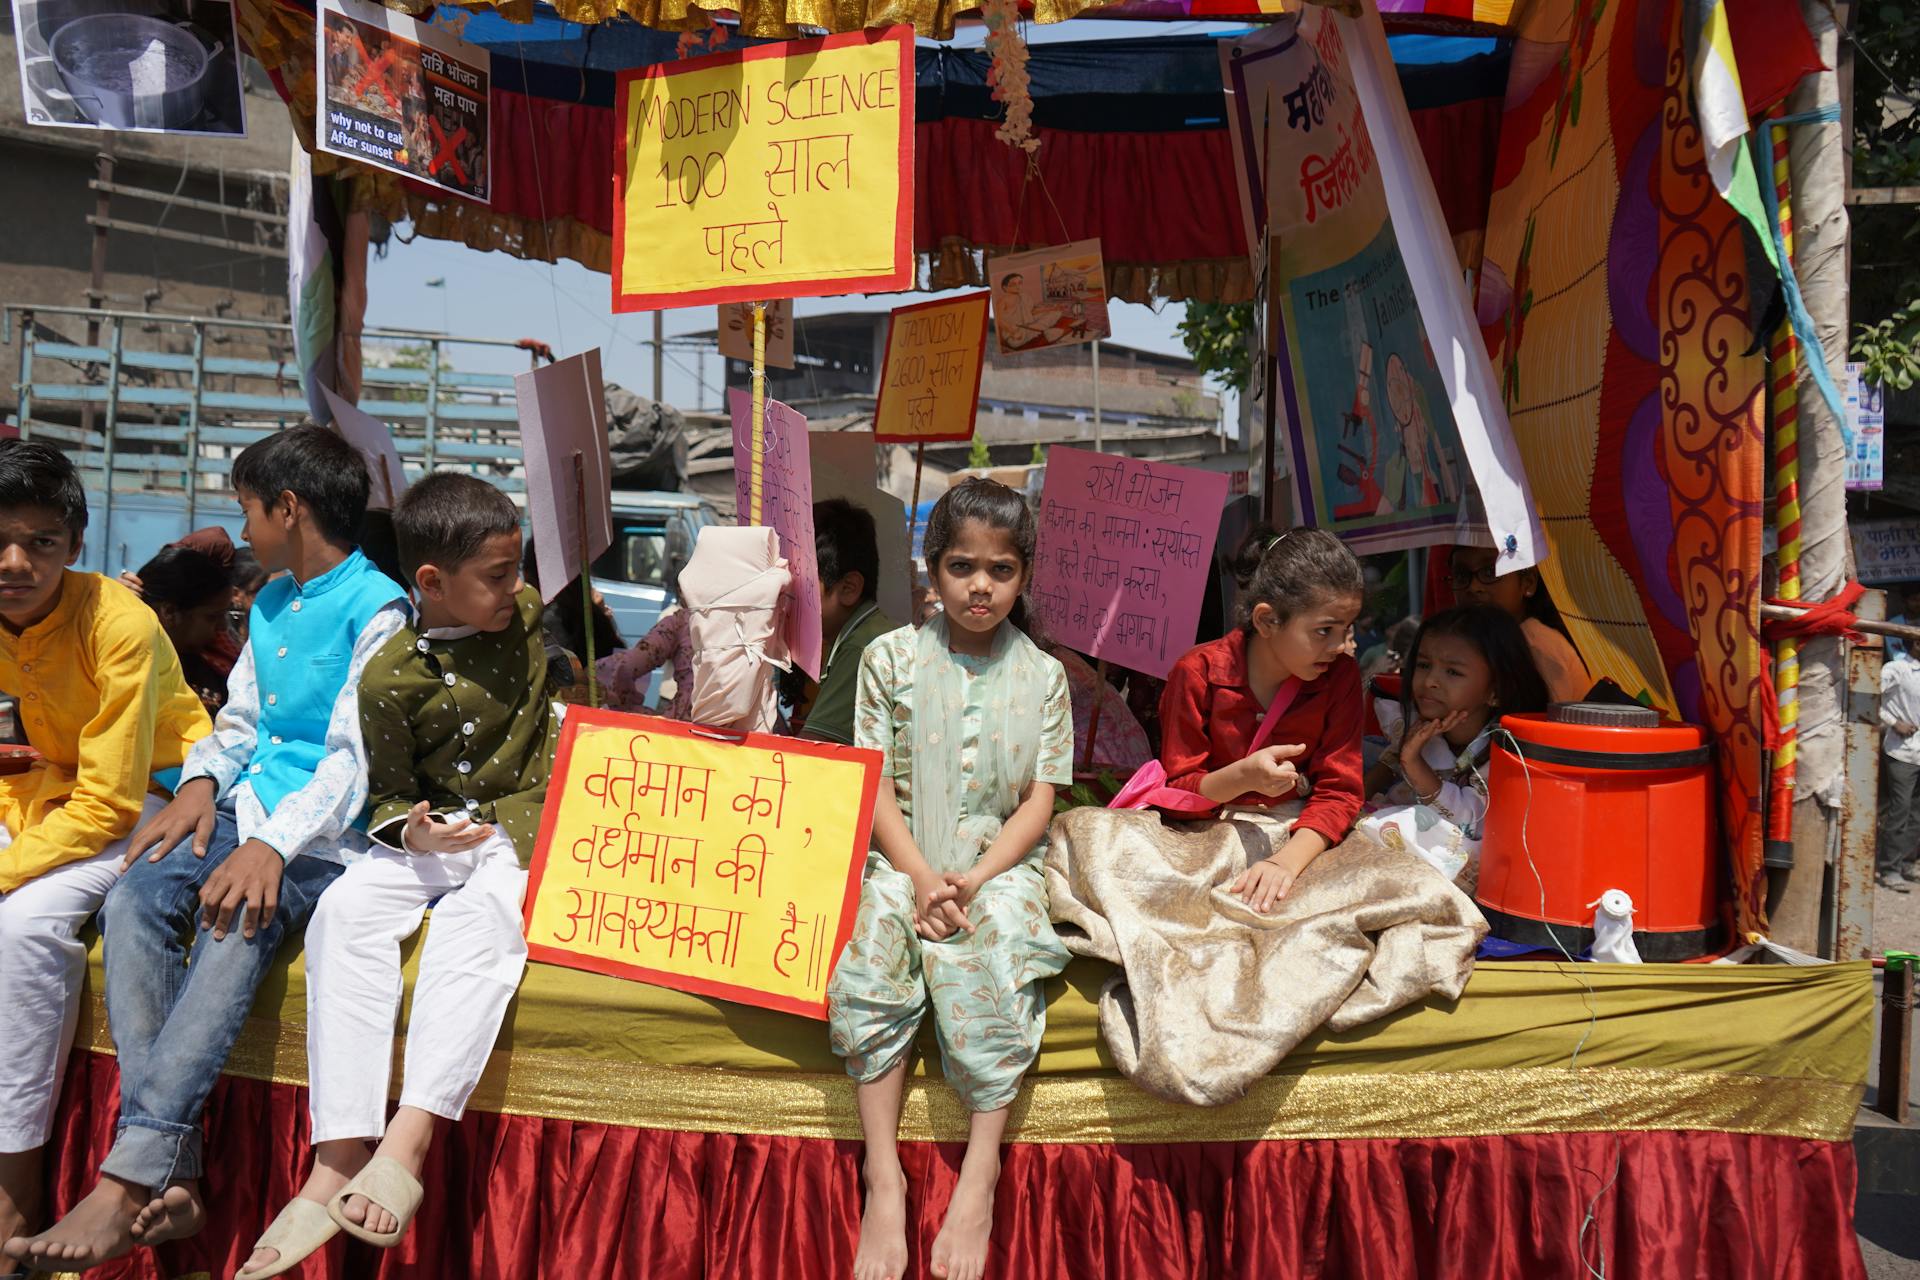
{"left": 469, "top": 90, "right": 615, "bottom": 235}
{"left": 45, "top": 1052, "right": 1865, "bottom": 1280}
{"left": 1405, "top": 94, "right": 1501, "bottom": 249}
{"left": 413, "top": 88, "right": 1502, "bottom": 271}
{"left": 911, "top": 117, "right": 1250, "bottom": 261}
{"left": 1727, "top": 0, "right": 1826, "bottom": 116}
{"left": 1762, "top": 581, "right": 1870, "bottom": 644}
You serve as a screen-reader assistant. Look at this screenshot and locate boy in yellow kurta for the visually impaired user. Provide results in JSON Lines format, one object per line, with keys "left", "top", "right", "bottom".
{"left": 0, "top": 441, "right": 210, "bottom": 1251}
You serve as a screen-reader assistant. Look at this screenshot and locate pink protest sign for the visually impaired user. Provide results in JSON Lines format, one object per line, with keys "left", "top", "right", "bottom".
{"left": 1031, "top": 447, "right": 1230, "bottom": 678}
{"left": 728, "top": 388, "right": 822, "bottom": 681}
{"left": 516, "top": 349, "right": 614, "bottom": 605}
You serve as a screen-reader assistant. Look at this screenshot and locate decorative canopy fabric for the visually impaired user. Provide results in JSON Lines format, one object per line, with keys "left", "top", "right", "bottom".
{"left": 366, "top": 0, "right": 1520, "bottom": 41}
{"left": 240, "top": 0, "right": 1510, "bottom": 300}
{"left": 1473, "top": 0, "right": 1820, "bottom": 937}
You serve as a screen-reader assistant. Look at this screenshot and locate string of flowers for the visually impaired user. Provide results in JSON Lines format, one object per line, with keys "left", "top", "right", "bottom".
{"left": 982, "top": 0, "right": 1039, "bottom": 154}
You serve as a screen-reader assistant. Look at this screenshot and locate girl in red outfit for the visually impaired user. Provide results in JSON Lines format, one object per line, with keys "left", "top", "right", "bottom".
{"left": 1046, "top": 529, "right": 1485, "bottom": 1105}
{"left": 1155, "top": 527, "right": 1367, "bottom": 911}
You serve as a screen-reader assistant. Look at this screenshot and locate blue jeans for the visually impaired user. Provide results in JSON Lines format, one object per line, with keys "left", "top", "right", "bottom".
{"left": 96, "top": 805, "right": 343, "bottom": 1189}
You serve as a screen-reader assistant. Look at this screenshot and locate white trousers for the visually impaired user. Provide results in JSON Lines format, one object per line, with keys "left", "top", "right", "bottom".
{"left": 304, "top": 830, "right": 528, "bottom": 1143}
{"left": 0, "top": 793, "right": 167, "bottom": 1152}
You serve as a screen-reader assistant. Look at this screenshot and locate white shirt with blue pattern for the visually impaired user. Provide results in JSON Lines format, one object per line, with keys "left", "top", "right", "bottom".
{"left": 180, "top": 603, "right": 408, "bottom": 865}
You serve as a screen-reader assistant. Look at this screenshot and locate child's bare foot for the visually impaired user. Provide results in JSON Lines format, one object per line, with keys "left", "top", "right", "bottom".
{"left": 852, "top": 1158, "right": 908, "bottom": 1280}
{"left": 239, "top": 1142, "right": 370, "bottom": 1277}
{"left": 3, "top": 1175, "right": 144, "bottom": 1270}
{"left": 130, "top": 1181, "right": 204, "bottom": 1246}
{"left": 928, "top": 1151, "right": 998, "bottom": 1280}
{"left": 0, "top": 1149, "right": 43, "bottom": 1262}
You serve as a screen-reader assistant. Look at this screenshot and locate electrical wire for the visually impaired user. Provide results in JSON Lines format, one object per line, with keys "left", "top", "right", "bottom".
{"left": 1491, "top": 725, "right": 1625, "bottom": 1279}
{"left": 1845, "top": 25, "right": 1920, "bottom": 106}
{"left": 516, "top": 39, "right": 568, "bottom": 357}
{"left": 146, "top": 148, "right": 196, "bottom": 295}
{"left": 513, "top": 259, "right": 715, "bottom": 404}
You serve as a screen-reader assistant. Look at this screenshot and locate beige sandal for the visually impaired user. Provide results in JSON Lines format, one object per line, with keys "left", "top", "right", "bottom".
{"left": 235, "top": 1198, "right": 338, "bottom": 1278}
{"left": 324, "top": 1156, "right": 424, "bottom": 1248}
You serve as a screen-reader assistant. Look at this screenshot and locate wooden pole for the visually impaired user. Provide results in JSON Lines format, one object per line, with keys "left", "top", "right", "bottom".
{"left": 1760, "top": 602, "right": 1920, "bottom": 645}
{"left": 906, "top": 441, "right": 926, "bottom": 594}
{"left": 574, "top": 451, "right": 598, "bottom": 707}
{"left": 1081, "top": 657, "right": 1110, "bottom": 771}
{"left": 1771, "top": 0, "right": 1855, "bottom": 954}
{"left": 749, "top": 302, "right": 767, "bottom": 526}
{"left": 1766, "top": 103, "right": 1804, "bottom": 853}
{"left": 1879, "top": 953, "right": 1914, "bottom": 1123}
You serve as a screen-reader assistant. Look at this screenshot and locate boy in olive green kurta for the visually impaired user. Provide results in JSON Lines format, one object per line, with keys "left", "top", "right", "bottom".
{"left": 355, "top": 579, "right": 554, "bottom": 860}
{"left": 244, "top": 476, "right": 554, "bottom": 1273}
{"left": 313, "top": 593, "right": 553, "bottom": 1201}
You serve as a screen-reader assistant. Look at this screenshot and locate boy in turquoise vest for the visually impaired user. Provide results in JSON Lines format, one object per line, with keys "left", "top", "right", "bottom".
{"left": 6, "top": 425, "right": 406, "bottom": 1272}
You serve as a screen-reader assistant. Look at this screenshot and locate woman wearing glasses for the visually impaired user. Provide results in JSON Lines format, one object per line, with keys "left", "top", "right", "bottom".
{"left": 1447, "top": 544, "right": 1593, "bottom": 704}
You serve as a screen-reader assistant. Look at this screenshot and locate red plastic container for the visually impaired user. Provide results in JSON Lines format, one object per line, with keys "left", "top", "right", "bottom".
{"left": 1477, "top": 704, "right": 1720, "bottom": 960}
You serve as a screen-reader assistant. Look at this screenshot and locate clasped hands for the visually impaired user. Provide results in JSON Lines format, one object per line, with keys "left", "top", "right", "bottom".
{"left": 911, "top": 869, "right": 981, "bottom": 941}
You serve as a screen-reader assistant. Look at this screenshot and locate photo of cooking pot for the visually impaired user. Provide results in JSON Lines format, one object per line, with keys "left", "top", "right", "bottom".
{"left": 11, "top": 0, "right": 250, "bottom": 136}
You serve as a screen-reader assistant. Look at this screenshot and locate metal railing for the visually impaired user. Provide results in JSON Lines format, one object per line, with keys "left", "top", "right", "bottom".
{"left": 5, "top": 303, "right": 547, "bottom": 564}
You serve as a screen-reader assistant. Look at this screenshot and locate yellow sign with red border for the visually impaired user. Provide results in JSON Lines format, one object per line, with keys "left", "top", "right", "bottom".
{"left": 524, "top": 710, "right": 881, "bottom": 1019}
{"left": 612, "top": 29, "right": 915, "bottom": 311}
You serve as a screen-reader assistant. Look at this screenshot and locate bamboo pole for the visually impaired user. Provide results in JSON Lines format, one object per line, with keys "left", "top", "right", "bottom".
{"left": 749, "top": 302, "right": 767, "bottom": 526}
{"left": 1771, "top": 0, "right": 1855, "bottom": 953}
{"left": 575, "top": 452, "right": 599, "bottom": 708}
{"left": 1767, "top": 103, "right": 1804, "bottom": 851}
{"left": 906, "top": 442, "right": 926, "bottom": 592}
{"left": 1761, "top": 603, "right": 1920, "bottom": 644}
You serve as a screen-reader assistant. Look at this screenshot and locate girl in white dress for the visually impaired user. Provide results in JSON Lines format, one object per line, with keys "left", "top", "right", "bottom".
{"left": 1360, "top": 606, "right": 1549, "bottom": 888}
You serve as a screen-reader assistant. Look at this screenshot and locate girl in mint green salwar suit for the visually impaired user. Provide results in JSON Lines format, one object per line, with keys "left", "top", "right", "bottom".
{"left": 826, "top": 479, "right": 1072, "bottom": 1280}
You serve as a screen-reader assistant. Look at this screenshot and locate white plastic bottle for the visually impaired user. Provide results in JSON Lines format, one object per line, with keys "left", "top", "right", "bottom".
{"left": 1588, "top": 889, "right": 1643, "bottom": 964}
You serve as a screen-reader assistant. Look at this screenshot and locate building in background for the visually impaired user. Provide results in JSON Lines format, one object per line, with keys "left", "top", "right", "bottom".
{"left": 679, "top": 310, "right": 1242, "bottom": 517}
{"left": 701, "top": 310, "right": 1231, "bottom": 462}
{"left": 0, "top": 7, "right": 295, "bottom": 424}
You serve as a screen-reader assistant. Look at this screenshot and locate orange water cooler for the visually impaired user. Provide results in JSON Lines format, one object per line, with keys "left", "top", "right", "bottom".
{"left": 1477, "top": 703, "right": 1722, "bottom": 961}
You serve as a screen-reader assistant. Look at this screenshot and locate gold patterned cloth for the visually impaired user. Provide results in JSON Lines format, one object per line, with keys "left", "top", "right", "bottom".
{"left": 1044, "top": 805, "right": 1487, "bottom": 1106}
{"left": 71, "top": 941, "right": 1871, "bottom": 1144}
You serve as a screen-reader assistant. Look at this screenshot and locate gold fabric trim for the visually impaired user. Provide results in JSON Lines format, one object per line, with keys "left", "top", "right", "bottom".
{"left": 77, "top": 952, "right": 1877, "bottom": 1087}
{"left": 76, "top": 998, "right": 1860, "bottom": 1145}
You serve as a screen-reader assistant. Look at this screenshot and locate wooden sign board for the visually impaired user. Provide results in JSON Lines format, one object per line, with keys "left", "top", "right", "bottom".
{"left": 320, "top": 385, "right": 409, "bottom": 511}
{"left": 873, "top": 292, "right": 990, "bottom": 444}
{"left": 717, "top": 299, "right": 796, "bottom": 369}
{"left": 516, "top": 349, "right": 614, "bottom": 604}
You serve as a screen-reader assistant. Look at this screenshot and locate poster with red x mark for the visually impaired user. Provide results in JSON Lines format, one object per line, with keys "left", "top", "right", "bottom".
{"left": 317, "top": 0, "right": 489, "bottom": 203}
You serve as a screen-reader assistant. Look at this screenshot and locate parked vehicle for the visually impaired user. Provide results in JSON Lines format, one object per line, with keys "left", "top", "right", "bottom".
{"left": 591, "top": 490, "right": 717, "bottom": 644}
